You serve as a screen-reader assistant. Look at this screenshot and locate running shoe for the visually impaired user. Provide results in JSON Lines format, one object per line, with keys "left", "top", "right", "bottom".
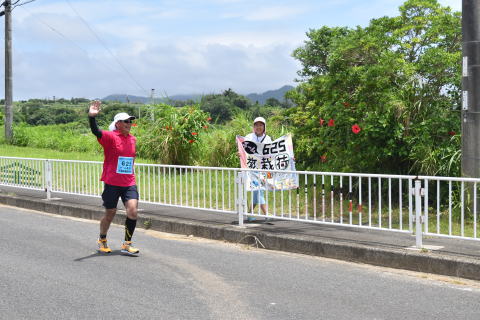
{"left": 121, "top": 241, "right": 139, "bottom": 255}
{"left": 97, "top": 239, "right": 112, "bottom": 253}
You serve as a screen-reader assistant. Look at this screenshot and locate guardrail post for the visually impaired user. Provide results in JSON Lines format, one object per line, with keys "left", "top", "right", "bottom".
{"left": 45, "top": 160, "right": 52, "bottom": 200}
{"left": 236, "top": 171, "right": 245, "bottom": 227}
{"left": 414, "top": 179, "right": 423, "bottom": 249}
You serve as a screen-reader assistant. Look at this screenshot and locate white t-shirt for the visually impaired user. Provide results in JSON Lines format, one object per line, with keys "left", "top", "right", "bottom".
{"left": 245, "top": 132, "right": 272, "bottom": 144}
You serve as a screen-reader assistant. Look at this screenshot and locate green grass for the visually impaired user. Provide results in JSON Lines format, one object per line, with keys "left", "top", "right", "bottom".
{"left": 0, "top": 143, "right": 103, "bottom": 161}
{"left": 0, "top": 143, "right": 156, "bottom": 163}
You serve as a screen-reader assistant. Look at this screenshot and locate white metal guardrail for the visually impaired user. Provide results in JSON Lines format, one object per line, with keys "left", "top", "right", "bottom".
{"left": 1, "top": 156, "right": 479, "bottom": 247}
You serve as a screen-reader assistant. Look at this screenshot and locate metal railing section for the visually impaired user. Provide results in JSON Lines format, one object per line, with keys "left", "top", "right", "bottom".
{"left": 1, "top": 156, "right": 480, "bottom": 246}
{"left": 0, "top": 156, "right": 45, "bottom": 191}
{"left": 237, "top": 169, "right": 416, "bottom": 235}
{"left": 135, "top": 164, "right": 239, "bottom": 214}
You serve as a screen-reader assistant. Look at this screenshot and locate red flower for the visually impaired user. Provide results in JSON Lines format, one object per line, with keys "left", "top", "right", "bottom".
{"left": 343, "top": 102, "right": 351, "bottom": 107}
{"left": 191, "top": 132, "right": 198, "bottom": 136}
{"left": 320, "top": 155, "right": 327, "bottom": 163}
{"left": 319, "top": 118, "right": 325, "bottom": 126}
{"left": 203, "top": 125, "right": 208, "bottom": 129}
{"left": 132, "top": 123, "right": 137, "bottom": 127}
{"left": 448, "top": 131, "right": 456, "bottom": 136}
{"left": 328, "top": 119, "right": 335, "bottom": 127}
{"left": 188, "top": 139, "right": 194, "bottom": 143}
{"left": 352, "top": 124, "right": 361, "bottom": 134}
{"left": 207, "top": 117, "right": 212, "bottom": 122}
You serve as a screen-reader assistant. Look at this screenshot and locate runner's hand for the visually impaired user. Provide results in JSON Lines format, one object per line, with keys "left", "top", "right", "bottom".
{"left": 88, "top": 100, "right": 101, "bottom": 117}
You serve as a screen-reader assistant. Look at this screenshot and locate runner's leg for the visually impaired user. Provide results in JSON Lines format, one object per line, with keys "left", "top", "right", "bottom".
{"left": 124, "top": 199, "right": 138, "bottom": 241}
{"left": 100, "top": 184, "right": 121, "bottom": 236}
{"left": 100, "top": 208, "right": 117, "bottom": 236}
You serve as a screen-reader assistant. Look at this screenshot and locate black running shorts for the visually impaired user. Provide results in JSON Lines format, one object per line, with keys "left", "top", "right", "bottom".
{"left": 102, "top": 184, "right": 139, "bottom": 209}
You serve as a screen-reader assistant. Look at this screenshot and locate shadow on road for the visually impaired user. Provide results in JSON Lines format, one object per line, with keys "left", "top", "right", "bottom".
{"left": 74, "top": 250, "right": 139, "bottom": 261}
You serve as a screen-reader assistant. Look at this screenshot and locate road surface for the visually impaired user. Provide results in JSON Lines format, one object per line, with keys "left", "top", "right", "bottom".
{"left": 1, "top": 205, "right": 479, "bottom": 319}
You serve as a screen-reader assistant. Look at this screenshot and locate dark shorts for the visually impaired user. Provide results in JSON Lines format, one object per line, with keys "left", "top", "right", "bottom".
{"left": 102, "top": 184, "right": 139, "bottom": 209}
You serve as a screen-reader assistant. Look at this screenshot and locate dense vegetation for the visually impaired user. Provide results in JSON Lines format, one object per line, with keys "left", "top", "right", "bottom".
{"left": 287, "top": 0, "right": 461, "bottom": 176}
{"left": 0, "top": 92, "right": 291, "bottom": 167}
{"left": 0, "top": 0, "right": 462, "bottom": 177}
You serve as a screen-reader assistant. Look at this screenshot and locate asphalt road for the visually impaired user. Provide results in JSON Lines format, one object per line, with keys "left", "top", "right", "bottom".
{"left": 1, "top": 204, "right": 480, "bottom": 320}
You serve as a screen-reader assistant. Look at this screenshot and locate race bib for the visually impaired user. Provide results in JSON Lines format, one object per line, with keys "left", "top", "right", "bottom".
{"left": 116, "top": 156, "right": 134, "bottom": 174}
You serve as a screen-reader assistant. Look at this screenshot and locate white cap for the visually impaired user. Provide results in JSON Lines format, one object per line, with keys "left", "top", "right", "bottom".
{"left": 109, "top": 112, "right": 136, "bottom": 131}
{"left": 253, "top": 117, "right": 266, "bottom": 125}
{"left": 253, "top": 116, "right": 266, "bottom": 135}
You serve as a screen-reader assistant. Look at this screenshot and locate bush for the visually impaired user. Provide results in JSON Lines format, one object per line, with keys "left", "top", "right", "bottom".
{"left": 135, "top": 104, "right": 210, "bottom": 165}
{"left": 195, "top": 113, "right": 292, "bottom": 167}
{"left": 287, "top": 0, "right": 461, "bottom": 175}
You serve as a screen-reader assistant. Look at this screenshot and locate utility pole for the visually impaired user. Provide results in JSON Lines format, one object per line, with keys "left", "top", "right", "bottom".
{"left": 150, "top": 88, "right": 155, "bottom": 121}
{"left": 4, "top": 0, "right": 13, "bottom": 143}
{"left": 462, "top": 0, "right": 480, "bottom": 178}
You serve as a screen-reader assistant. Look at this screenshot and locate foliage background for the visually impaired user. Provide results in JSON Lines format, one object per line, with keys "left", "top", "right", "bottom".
{"left": 286, "top": 0, "right": 461, "bottom": 176}
{"left": 0, "top": 0, "right": 462, "bottom": 178}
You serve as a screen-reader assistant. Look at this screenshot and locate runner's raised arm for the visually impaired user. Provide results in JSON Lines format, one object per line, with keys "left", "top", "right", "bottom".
{"left": 88, "top": 100, "right": 102, "bottom": 139}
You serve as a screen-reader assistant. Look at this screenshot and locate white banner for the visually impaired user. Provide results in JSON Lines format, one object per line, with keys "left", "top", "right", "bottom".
{"left": 236, "top": 134, "right": 299, "bottom": 191}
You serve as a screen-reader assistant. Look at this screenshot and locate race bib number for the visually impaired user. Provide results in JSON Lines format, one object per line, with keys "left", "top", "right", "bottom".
{"left": 116, "top": 156, "right": 134, "bottom": 174}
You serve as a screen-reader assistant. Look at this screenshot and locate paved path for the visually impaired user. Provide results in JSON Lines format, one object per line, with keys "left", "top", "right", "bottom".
{"left": 0, "top": 185, "right": 479, "bottom": 281}
{"left": 2, "top": 205, "right": 480, "bottom": 320}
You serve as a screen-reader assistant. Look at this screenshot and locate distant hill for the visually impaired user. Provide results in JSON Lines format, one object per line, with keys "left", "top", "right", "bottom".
{"left": 102, "top": 94, "right": 150, "bottom": 104}
{"left": 246, "top": 85, "right": 294, "bottom": 104}
{"left": 103, "top": 93, "right": 204, "bottom": 104}
{"left": 102, "top": 85, "right": 295, "bottom": 104}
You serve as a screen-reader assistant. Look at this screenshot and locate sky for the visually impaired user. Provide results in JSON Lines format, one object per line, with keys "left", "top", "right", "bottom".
{"left": 0, "top": 0, "right": 461, "bottom": 100}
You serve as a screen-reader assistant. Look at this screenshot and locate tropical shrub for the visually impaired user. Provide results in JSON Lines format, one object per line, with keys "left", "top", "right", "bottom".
{"left": 135, "top": 104, "right": 210, "bottom": 165}
{"left": 287, "top": 0, "right": 461, "bottom": 176}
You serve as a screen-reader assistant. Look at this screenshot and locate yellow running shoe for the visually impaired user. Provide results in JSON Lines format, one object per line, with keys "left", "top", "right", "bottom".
{"left": 97, "top": 239, "right": 112, "bottom": 253}
{"left": 121, "top": 241, "right": 139, "bottom": 255}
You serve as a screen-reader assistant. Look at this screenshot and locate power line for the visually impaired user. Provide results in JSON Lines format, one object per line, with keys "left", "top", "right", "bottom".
{"left": 64, "top": 0, "right": 149, "bottom": 96}
{"left": 13, "top": 0, "right": 37, "bottom": 10}
{"left": 19, "top": 4, "right": 151, "bottom": 96}
{"left": 0, "top": 0, "right": 36, "bottom": 16}
{"left": 19, "top": 5, "right": 121, "bottom": 76}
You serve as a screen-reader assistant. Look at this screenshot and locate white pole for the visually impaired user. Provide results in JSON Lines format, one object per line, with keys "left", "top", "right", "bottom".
{"left": 237, "top": 171, "right": 245, "bottom": 226}
{"left": 45, "top": 160, "right": 52, "bottom": 200}
{"left": 414, "top": 180, "right": 423, "bottom": 248}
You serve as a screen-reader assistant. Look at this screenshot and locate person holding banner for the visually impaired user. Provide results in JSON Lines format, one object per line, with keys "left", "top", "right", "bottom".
{"left": 88, "top": 100, "right": 140, "bottom": 255}
{"left": 243, "top": 117, "right": 272, "bottom": 221}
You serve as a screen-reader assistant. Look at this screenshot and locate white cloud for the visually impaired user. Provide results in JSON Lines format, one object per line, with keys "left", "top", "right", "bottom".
{"left": 244, "top": 5, "right": 307, "bottom": 21}
{"left": 222, "top": 4, "right": 307, "bottom": 21}
{"left": 6, "top": 36, "right": 299, "bottom": 100}
{"left": 196, "top": 30, "right": 304, "bottom": 47}
{"left": 0, "top": 0, "right": 462, "bottom": 100}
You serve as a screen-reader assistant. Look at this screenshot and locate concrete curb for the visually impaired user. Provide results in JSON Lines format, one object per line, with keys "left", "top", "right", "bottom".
{"left": 1, "top": 193, "right": 479, "bottom": 281}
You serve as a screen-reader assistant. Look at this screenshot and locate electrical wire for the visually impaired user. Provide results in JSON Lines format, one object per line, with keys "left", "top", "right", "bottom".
{"left": 64, "top": 0, "right": 149, "bottom": 96}
{"left": 13, "top": 0, "right": 37, "bottom": 10}
{"left": 19, "top": 5, "right": 127, "bottom": 79}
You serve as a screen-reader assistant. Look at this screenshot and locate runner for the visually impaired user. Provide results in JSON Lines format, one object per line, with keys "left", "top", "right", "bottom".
{"left": 88, "top": 100, "right": 140, "bottom": 255}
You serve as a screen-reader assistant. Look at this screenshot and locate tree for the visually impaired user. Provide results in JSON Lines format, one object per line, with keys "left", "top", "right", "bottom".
{"left": 265, "top": 97, "right": 281, "bottom": 107}
{"left": 222, "top": 88, "right": 252, "bottom": 109}
{"left": 200, "top": 95, "right": 236, "bottom": 123}
{"left": 287, "top": 0, "right": 461, "bottom": 175}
